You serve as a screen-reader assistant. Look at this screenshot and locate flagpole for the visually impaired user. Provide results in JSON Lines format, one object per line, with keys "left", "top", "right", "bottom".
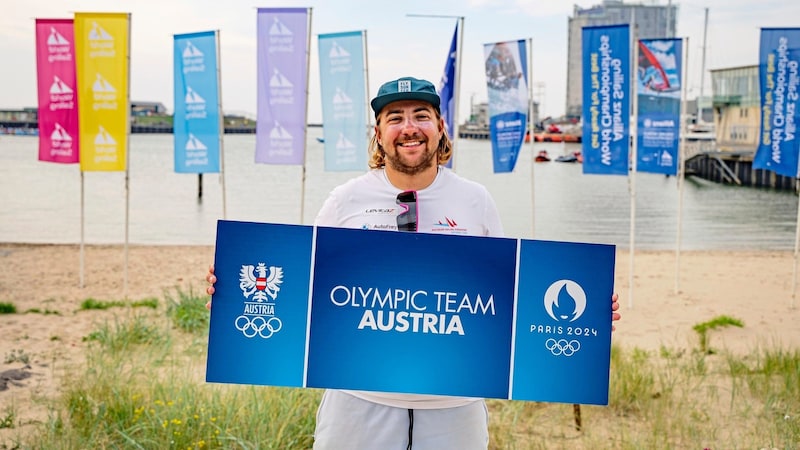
{"left": 123, "top": 13, "right": 132, "bottom": 298}
{"left": 80, "top": 171, "right": 85, "bottom": 288}
{"left": 215, "top": 30, "right": 227, "bottom": 219}
{"left": 527, "top": 37, "right": 535, "bottom": 238}
{"left": 364, "top": 29, "right": 372, "bottom": 147}
{"left": 629, "top": 16, "right": 638, "bottom": 309}
{"left": 698, "top": 8, "right": 709, "bottom": 127}
{"left": 675, "top": 37, "right": 689, "bottom": 295}
{"left": 453, "top": 16, "right": 464, "bottom": 171}
{"left": 792, "top": 163, "right": 800, "bottom": 309}
{"left": 299, "top": 7, "right": 313, "bottom": 224}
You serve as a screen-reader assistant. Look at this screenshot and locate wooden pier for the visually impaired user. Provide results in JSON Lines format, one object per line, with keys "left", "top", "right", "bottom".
{"left": 685, "top": 146, "right": 798, "bottom": 191}
{"left": 459, "top": 129, "right": 489, "bottom": 139}
{"left": 458, "top": 129, "right": 582, "bottom": 143}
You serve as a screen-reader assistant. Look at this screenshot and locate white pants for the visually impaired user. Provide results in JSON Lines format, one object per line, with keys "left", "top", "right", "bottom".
{"left": 313, "top": 390, "right": 489, "bottom": 450}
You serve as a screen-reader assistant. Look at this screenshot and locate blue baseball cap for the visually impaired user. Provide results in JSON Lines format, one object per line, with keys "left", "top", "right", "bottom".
{"left": 370, "top": 77, "right": 441, "bottom": 117}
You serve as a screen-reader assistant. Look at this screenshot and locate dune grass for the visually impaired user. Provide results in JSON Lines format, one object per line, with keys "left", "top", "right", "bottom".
{"left": 692, "top": 315, "right": 745, "bottom": 354}
{"left": 79, "top": 297, "right": 159, "bottom": 311}
{"left": 0, "top": 302, "right": 16, "bottom": 314}
{"left": 3, "top": 288, "right": 798, "bottom": 449}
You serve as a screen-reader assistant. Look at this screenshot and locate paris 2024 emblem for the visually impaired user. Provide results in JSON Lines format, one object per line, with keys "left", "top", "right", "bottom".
{"left": 539, "top": 280, "right": 595, "bottom": 357}
{"left": 236, "top": 262, "right": 284, "bottom": 339}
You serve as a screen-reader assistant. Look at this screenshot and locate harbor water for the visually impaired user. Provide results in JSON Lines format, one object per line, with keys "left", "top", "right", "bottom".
{"left": 0, "top": 130, "right": 797, "bottom": 250}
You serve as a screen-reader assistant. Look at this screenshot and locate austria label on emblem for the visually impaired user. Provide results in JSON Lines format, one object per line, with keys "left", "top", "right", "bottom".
{"left": 236, "top": 262, "right": 284, "bottom": 338}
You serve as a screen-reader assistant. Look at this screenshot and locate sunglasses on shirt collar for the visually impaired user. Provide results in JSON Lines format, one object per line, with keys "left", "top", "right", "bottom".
{"left": 396, "top": 190, "right": 417, "bottom": 232}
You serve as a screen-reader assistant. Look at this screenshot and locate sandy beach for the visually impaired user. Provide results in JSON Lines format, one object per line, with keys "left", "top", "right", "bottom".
{"left": 1, "top": 243, "right": 799, "bottom": 442}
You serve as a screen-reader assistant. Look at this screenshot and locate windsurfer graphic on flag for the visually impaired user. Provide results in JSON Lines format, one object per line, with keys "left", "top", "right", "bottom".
{"left": 637, "top": 40, "right": 680, "bottom": 96}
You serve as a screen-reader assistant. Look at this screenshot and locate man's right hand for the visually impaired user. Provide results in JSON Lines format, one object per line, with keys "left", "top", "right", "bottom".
{"left": 205, "top": 264, "right": 216, "bottom": 310}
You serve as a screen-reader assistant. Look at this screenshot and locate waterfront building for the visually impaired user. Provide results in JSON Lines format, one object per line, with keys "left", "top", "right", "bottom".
{"left": 0, "top": 108, "right": 38, "bottom": 133}
{"left": 0, "top": 108, "right": 38, "bottom": 122}
{"left": 464, "top": 102, "right": 489, "bottom": 130}
{"left": 1, "top": 103, "right": 167, "bottom": 124}
{"left": 0, "top": 103, "right": 257, "bottom": 134}
{"left": 565, "top": 0, "right": 677, "bottom": 118}
{"left": 710, "top": 65, "right": 760, "bottom": 151}
{"left": 685, "top": 64, "right": 797, "bottom": 191}
{"left": 131, "top": 101, "right": 168, "bottom": 116}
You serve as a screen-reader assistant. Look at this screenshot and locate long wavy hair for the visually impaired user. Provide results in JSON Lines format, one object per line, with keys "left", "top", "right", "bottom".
{"left": 367, "top": 109, "right": 453, "bottom": 169}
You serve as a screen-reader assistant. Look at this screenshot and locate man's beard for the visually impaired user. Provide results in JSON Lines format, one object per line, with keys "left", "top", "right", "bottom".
{"left": 384, "top": 140, "right": 438, "bottom": 176}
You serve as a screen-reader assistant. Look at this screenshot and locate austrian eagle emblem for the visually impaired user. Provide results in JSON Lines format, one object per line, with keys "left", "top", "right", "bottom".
{"left": 239, "top": 263, "right": 283, "bottom": 302}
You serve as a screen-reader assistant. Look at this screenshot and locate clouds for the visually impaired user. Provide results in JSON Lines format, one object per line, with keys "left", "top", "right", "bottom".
{"left": 468, "top": 0, "right": 594, "bottom": 17}
{"left": 518, "top": 1, "right": 584, "bottom": 17}
{"left": 676, "top": 1, "right": 800, "bottom": 98}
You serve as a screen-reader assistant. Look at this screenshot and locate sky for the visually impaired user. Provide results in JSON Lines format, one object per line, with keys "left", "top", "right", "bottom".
{"left": 1, "top": 0, "right": 799, "bottom": 122}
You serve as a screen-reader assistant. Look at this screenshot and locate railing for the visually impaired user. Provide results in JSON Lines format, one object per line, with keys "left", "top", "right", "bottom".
{"left": 684, "top": 140, "right": 716, "bottom": 160}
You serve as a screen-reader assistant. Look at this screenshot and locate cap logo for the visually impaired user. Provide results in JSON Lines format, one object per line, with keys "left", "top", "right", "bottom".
{"left": 398, "top": 80, "right": 411, "bottom": 92}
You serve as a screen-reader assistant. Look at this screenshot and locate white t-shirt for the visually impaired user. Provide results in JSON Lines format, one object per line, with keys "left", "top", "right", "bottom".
{"left": 313, "top": 166, "right": 504, "bottom": 409}
{"left": 315, "top": 167, "right": 504, "bottom": 237}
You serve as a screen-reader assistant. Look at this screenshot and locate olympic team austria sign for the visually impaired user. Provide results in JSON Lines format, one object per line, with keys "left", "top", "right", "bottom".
{"left": 206, "top": 220, "right": 616, "bottom": 405}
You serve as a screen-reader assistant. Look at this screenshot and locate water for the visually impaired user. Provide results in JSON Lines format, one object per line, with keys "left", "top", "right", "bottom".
{"left": 1, "top": 131, "right": 797, "bottom": 250}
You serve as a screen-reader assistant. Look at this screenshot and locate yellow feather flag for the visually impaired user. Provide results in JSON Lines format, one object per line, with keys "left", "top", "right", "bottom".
{"left": 74, "top": 13, "right": 130, "bottom": 171}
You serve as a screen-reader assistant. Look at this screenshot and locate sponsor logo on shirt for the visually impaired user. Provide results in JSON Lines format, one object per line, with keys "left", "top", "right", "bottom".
{"left": 362, "top": 223, "right": 395, "bottom": 231}
{"left": 430, "top": 216, "right": 468, "bottom": 234}
{"left": 364, "top": 207, "right": 397, "bottom": 215}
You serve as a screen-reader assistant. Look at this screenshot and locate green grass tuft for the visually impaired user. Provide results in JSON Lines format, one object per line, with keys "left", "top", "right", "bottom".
{"left": 82, "top": 313, "right": 168, "bottom": 354}
{"left": 0, "top": 406, "right": 14, "bottom": 429}
{"left": 79, "top": 297, "right": 159, "bottom": 311}
{"left": 165, "top": 287, "right": 209, "bottom": 334}
{"left": 24, "top": 308, "right": 62, "bottom": 315}
{"left": 4, "top": 348, "right": 31, "bottom": 364}
{"left": 693, "top": 315, "right": 744, "bottom": 354}
{"left": 80, "top": 298, "right": 125, "bottom": 310}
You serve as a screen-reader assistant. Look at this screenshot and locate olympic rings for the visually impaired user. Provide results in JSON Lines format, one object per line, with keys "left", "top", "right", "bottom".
{"left": 235, "top": 315, "right": 283, "bottom": 339}
{"left": 545, "top": 338, "right": 581, "bottom": 356}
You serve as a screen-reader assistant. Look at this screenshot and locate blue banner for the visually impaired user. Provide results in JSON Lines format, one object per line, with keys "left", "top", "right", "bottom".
{"left": 439, "top": 23, "right": 458, "bottom": 168}
{"left": 582, "top": 25, "right": 630, "bottom": 175}
{"left": 755, "top": 28, "right": 800, "bottom": 178}
{"left": 173, "top": 31, "right": 221, "bottom": 173}
{"left": 483, "top": 39, "right": 528, "bottom": 173}
{"left": 636, "top": 38, "right": 682, "bottom": 175}
{"left": 512, "top": 240, "right": 615, "bottom": 404}
{"left": 207, "top": 221, "right": 313, "bottom": 387}
{"left": 207, "top": 220, "right": 615, "bottom": 405}
{"left": 318, "top": 31, "right": 367, "bottom": 172}
{"left": 255, "top": 8, "right": 309, "bottom": 165}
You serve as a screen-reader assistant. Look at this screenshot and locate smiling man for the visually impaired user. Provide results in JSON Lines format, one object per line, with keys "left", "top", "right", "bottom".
{"left": 313, "top": 77, "right": 505, "bottom": 237}
{"left": 205, "top": 76, "right": 621, "bottom": 449}
{"left": 311, "top": 77, "right": 506, "bottom": 449}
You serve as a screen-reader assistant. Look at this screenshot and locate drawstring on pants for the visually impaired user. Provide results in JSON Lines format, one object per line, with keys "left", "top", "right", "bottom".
{"left": 406, "top": 409, "right": 414, "bottom": 450}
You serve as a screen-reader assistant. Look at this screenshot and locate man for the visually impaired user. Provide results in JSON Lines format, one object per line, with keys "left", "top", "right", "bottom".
{"left": 207, "top": 76, "right": 621, "bottom": 449}
{"left": 313, "top": 77, "right": 505, "bottom": 449}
